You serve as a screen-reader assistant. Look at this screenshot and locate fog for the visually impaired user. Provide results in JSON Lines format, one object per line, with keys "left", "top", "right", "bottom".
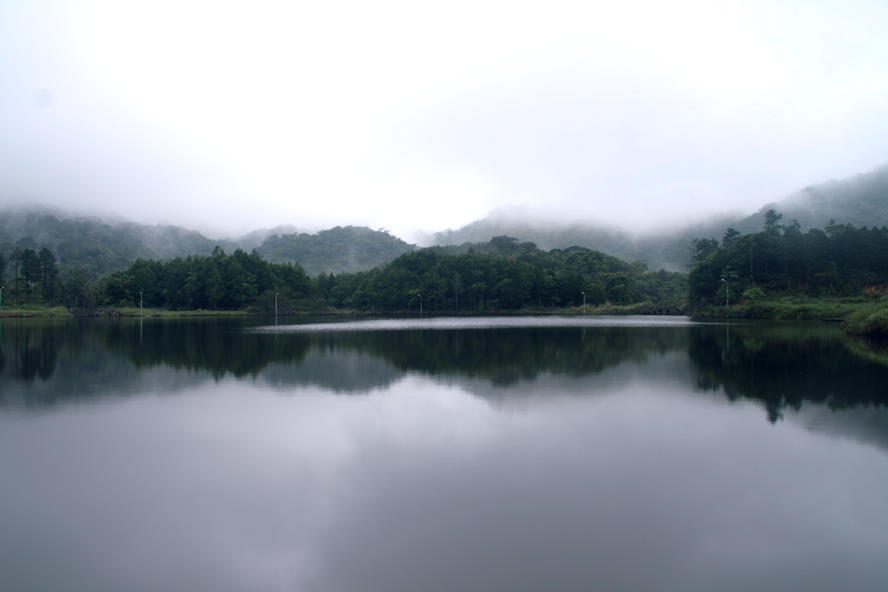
{"left": 2, "top": 0, "right": 887, "bottom": 240}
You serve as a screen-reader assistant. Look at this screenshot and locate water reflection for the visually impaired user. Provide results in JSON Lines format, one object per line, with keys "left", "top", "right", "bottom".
{"left": 2, "top": 318, "right": 888, "bottom": 418}
{"left": 3, "top": 318, "right": 888, "bottom": 591}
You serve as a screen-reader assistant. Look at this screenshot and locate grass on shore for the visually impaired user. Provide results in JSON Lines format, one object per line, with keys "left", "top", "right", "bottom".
{"left": 844, "top": 301, "right": 888, "bottom": 340}
{"left": 0, "top": 305, "right": 73, "bottom": 318}
{"left": 693, "top": 296, "right": 873, "bottom": 321}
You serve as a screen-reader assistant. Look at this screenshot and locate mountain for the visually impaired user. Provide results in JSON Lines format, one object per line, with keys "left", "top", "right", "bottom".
{"left": 0, "top": 209, "right": 234, "bottom": 278}
{"left": 0, "top": 208, "right": 414, "bottom": 278}
{"left": 433, "top": 163, "right": 888, "bottom": 272}
{"left": 432, "top": 209, "right": 638, "bottom": 261}
{"left": 748, "top": 163, "right": 888, "bottom": 231}
{"left": 253, "top": 226, "right": 415, "bottom": 276}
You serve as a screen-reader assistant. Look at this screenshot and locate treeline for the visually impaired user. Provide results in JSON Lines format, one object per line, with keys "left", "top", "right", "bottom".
{"left": 2, "top": 237, "right": 688, "bottom": 313}
{"left": 689, "top": 210, "right": 888, "bottom": 307}
{"left": 99, "top": 248, "right": 313, "bottom": 311}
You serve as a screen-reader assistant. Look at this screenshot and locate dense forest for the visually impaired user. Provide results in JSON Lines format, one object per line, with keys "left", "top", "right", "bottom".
{"left": 689, "top": 210, "right": 888, "bottom": 307}
{"left": 318, "top": 236, "right": 686, "bottom": 312}
{"left": 0, "top": 237, "right": 687, "bottom": 313}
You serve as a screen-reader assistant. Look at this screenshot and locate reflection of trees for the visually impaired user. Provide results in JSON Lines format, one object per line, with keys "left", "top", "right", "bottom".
{"left": 320, "top": 327, "right": 688, "bottom": 386}
{"left": 101, "top": 321, "right": 311, "bottom": 379}
{"left": 3, "top": 322, "right": 62, "bottom": 382}
{"left": 11, "top": 319, "right": 887, "bottom": 418}
{"left": 688, "top": 325, "right": 888, "bottom": 422}
{"left": 1, "top": 321, "right": 692, "bottom": 407}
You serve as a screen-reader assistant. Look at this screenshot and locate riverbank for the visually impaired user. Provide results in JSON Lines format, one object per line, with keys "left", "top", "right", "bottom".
{"left": 1, "top": 301, "right": 688, "bottom": 320}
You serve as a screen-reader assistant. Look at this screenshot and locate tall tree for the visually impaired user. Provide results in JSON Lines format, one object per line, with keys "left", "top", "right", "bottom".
{"left": 21, "top": 249, "right": 41, "bottom": 300}
{"left": 764, "top": 209, "right": 783, "bottom": 235}
{"left": 39, "top": 247, "right": 60, "bottom": 302}
{"left": 722, "top": 228, "right": 741, "bottom": 249}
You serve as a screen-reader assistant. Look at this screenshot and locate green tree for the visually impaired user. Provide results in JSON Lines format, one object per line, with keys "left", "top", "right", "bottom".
{"left": 38, "top": 247, "right": 60, "bottom": 302}
{"left": 722, "top": 228, "right": 741, "bottom": 249}
{"left": 764, "top": 209, "right": 783, "bottom": 235}
{"left": 21, "top": 249, "right": 41, "bottom": 300}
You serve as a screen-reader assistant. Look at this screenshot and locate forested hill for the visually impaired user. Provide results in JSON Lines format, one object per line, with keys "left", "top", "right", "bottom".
{"left": 254, "top": 226, "right": 415, "bottom": 275}
{"left": 688, "top": 214, "right": 888, "bottom": 310}
{"left": 433, "top": 163, "right": 888, "bottom": 272}
{"left": 746, "top": 163, "right": 888, "bottom": 232}
{"left": 0, "top": 210, "right": 234, "bottom": 278}
{"left": 432, "top": 213, "right": 637, "bottom": 262}
{"left": 0, "top": 210, "right": 413, "bottom": 278}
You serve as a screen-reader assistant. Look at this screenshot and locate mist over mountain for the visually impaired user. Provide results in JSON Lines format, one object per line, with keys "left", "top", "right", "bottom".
{"left": 3, "top": 163, "right": 886, "bottom": 279}
{"left": 0, "top": 209, "right": 236, "bottom": 278}
{"left": 254, "top": 226, "right": 415, "bottom": 276}
{"left": 0, "top": 208, "right": 414, "bottom": 278}
{"left": 433, "top": 163, "right": 888, "bottom": 271}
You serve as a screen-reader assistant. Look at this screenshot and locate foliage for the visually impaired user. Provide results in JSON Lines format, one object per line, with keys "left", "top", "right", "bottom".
{"left": 96, "top": 249, "right": 314, "bottom": 311}
{"left": 321, "top": 237, "right": 687, "bottom": 312}
{"left": 845, "top": 302, "right": 888, "bottom": 340}
{"left": 689, "top": 214, "right": 888, "bottom": 309}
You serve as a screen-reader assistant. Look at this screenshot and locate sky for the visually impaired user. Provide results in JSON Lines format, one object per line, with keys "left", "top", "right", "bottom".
{"left": 1, "top": 0, "right": 887, "bottom": 241}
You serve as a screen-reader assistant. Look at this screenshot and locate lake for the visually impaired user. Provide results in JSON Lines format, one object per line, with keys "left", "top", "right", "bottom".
{"left": 2, "top": 316, "right": 888, "bottom": 591}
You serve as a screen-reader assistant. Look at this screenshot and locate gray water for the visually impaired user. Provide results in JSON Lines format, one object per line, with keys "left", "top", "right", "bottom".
{"left": 2, "top": 316, "right": 888, "bottom": 591}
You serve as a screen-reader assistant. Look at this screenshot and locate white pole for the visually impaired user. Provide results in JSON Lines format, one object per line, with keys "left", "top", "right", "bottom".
{"left": 140, "top": 290, "right": 143, "bottom": 317}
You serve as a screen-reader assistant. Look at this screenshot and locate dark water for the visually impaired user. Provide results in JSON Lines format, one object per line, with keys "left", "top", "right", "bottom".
{"left": 2, "top": 316, "right": 888, "bottom": 591}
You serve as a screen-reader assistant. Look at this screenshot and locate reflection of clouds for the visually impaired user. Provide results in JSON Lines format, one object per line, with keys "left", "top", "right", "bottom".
{"left": 3, "top": 376, "right": 888, "bottom": 591}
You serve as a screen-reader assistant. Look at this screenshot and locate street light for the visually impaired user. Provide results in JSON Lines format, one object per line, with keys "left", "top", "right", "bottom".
{"left": 581, "top": 290, "right": 586, "bottom": 315}
{"left": 419, "top": 293, "right": 423, "bottom": 318}
{"left": 275, "top": 291, "right": 279, "bottom": 319}
{"left": 720, "top": 278, "right": 729, "bottom": 306}
{"left": 140, "top": 290, "right": 143, "bottom": 317}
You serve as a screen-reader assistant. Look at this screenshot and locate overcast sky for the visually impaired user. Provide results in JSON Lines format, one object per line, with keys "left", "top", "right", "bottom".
{"left": 1, "top": 0, "right": 887, "bottom": 240}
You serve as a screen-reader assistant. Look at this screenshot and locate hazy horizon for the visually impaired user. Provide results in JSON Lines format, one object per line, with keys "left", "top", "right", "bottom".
{"left": 2, "top": 1, "right": 887, "bottom": 241}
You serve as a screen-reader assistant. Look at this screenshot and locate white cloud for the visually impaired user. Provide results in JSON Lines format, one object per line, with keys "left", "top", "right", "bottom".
{"left": 1, "top": 0, "right": 887, "bottom": 236}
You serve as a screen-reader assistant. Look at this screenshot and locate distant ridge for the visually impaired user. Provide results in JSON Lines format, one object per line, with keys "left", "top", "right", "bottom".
{"left": 433, "top": 163, "right": 888, "bottom": 271}
{"left": 0, "top": 208, "right": 416, "bottom": 278}
{"left": 0, "top": 209, "right": 235, "bottom": 278}
{"left": 3, "top": 162, "right": 886, "bottom": 277}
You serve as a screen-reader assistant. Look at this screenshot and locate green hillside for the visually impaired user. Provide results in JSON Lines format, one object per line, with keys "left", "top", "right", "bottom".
{"left": 434, "top": 163, "right": 888, "bottom": 272}
{"left": 0, "top": 209, "right": 232, "bottom": 278}
{"left": 255, "top": 226, "right": 415, "bottom": 276}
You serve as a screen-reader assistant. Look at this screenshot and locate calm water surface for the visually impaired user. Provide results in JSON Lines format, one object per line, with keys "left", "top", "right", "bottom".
{"left": 2, "top": 316, "right": 888, "bottom": 591}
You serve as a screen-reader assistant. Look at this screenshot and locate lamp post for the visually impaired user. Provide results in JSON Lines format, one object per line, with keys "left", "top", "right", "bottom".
{"left": 140, "top": 290, "right": 143, "bottom": 317}
{"left": 720, "top": 278, "right": 729, "bottom": 306}
{"left": 581, "top": 290, "right": 586, "bottom": 315}
{"left": 419, "top": 293, "right": 423, "bottom": 318}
